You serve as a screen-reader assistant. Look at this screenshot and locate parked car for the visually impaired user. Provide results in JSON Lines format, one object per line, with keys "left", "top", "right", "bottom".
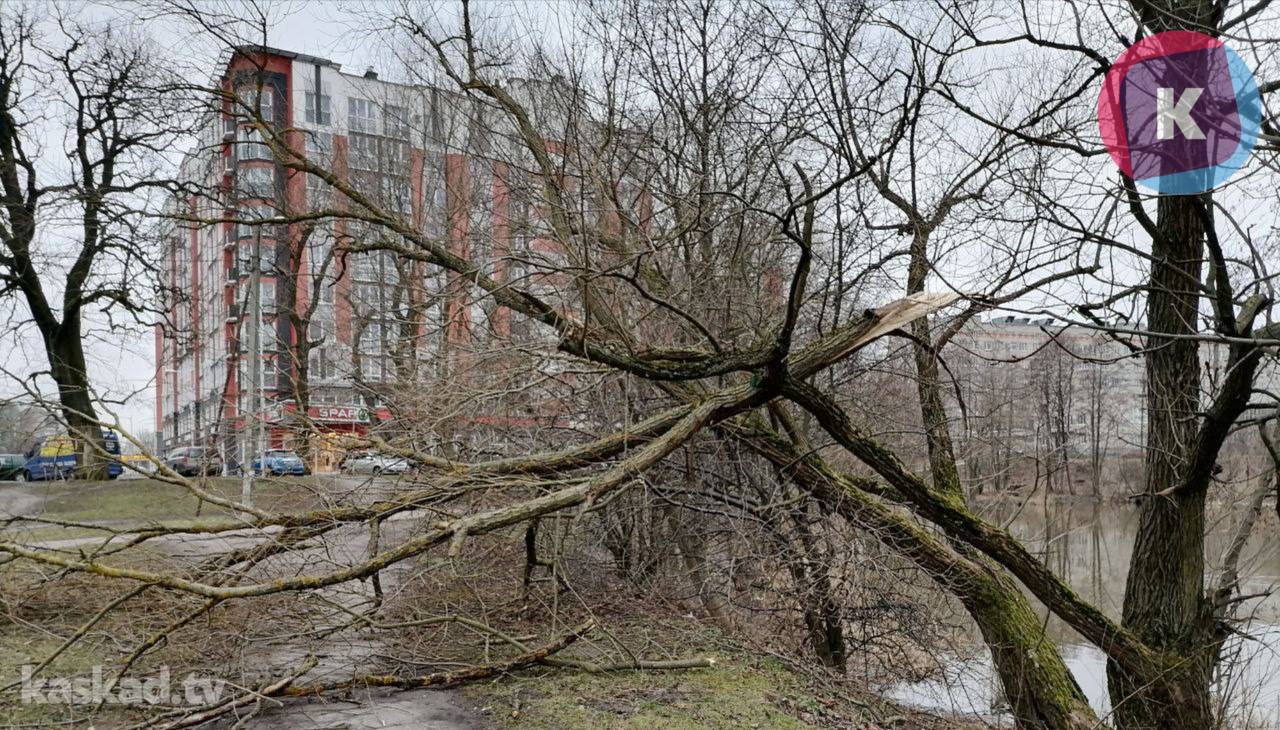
{"left": 0, "top": 454, "right": 24, "bottom": 481}
{"left": 164, "top": 447, "right": 223, "bottom": 477}
{"left": 251, "top": 449, "right": 310, "bottom": 476}
{"left": 341, "top": 452, "right": 410, "bottom": 475}
{"left": 17, "top": 432, "right": 123, "bottom": 482}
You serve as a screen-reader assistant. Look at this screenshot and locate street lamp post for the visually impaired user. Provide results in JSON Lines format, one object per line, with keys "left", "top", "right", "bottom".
{"left": 241, "top": 227, "right": 263, "bottom": 508}
{"left": 163, "top": 368, "right": 178, "bottom": 453}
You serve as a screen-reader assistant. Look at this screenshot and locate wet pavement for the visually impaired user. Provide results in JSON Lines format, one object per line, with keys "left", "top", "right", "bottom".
{"left": 1, "top": 475, "right": 486, "bottom": 730}
{"left": 210, "top": 688, "right": 481, "bottom": 729}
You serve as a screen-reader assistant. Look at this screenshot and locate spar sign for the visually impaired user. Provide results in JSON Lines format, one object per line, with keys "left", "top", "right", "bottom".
{"left": 308, "top": 405, "right": 370, "bottom": 423}
{"left": 1098, "top": 30, "right": 1261, "bottom": 194}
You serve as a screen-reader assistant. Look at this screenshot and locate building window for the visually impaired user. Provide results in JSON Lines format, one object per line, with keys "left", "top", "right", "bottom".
{"left": 383, "top": 105, "right": 410, "bottom": 139}
{"left": 308, "top": 315, "right": 334, "bottom": 343}
{"left": 353, "top": 282, "right": 381, "bottom": 309}
{"left": 385, "top": 139, "right": 410, "bottom": 165}
{"left": 349, "top": 97, "right": 378, "bottom": 134}
{"left": 304, "top": 130, "right": 333, "bottom": 160}
{"left": 237, "top": 86, "right": 273, "bottom": 122}
{"left": 237, "top": 127, "right": 271, "bottom": 161}
{"left": 236, "top": 205, "right": 276, "bottom": 239}
{"left": 423, "top": 153, "right": 446, "bottom": 238}
{"left": 429, "top": 89, "right": 444, "bottom": 138}
{"left": 239, "top": 242, "right": 276, "bottom": 273}
{"left": 358, "top": 321, "right": 382, "bottom": 352}
{"left": 379, "top": 177, "right": 411, "bottom": 214}
{"left": 306, "top": 173, "right": 333, "bottom": 212}
{"left": 260, "top": 321, "right": 279, "bottom": 352}
{"left": 237, "top": 166, "right": 274, "bottom": 199}
{"left": 309, "top": 348, "right": 330, "bottom": 380}
{"left": 305, "top": 91, "right": 331, "bottom": 125}
{"left": 260, "top": 279, "right": 276, "bottom": 313}
{"left": 349, "top": 134, "right": 377, "bottom": 171}
{"left": 356, "top": 255, "right": 379, "bottom": 281}
{"left": 308, "top": 246, "right": 337, "bottom": 297}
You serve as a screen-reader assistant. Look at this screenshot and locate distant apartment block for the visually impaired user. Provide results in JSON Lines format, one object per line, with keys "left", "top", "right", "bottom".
{"left": 949, "top": 316, "right": 1146, "bottom": 459}
{"left": 948, "top": 315, "right": 1279, "bottom": 464}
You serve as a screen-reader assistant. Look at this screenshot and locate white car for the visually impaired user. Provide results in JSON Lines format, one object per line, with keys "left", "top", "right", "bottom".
{"left": 341, "top": 453, "right": 410, "bottom": 475}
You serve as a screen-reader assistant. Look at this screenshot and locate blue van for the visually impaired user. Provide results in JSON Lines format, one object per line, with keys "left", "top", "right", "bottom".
{"left": 18, "top": 432, "right": 123, "bottom": 481}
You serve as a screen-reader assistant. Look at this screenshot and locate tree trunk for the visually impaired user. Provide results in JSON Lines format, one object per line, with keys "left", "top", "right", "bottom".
{"left": 291, "top": 342, "right": 314, "bottom": 467}
{"left": 675, "top": 532, "right": 735, "bottom": 630}
{"left": 970, "top": 570, "right": 1095, "bottom": 729}
{"left": 780, "top": 500, "right": 847, "bottom": 671}
{"left": 1108, "top": 195, "right": 1214, "bottom": 728}
{"left": 47, "top": 320, "right": 108, "bottom": 480}
{"left": 742, "top": 418, "right": 1097, "bottom": 730}
{"left": 902, "top": 230, "right": 1091, "bottom": 728}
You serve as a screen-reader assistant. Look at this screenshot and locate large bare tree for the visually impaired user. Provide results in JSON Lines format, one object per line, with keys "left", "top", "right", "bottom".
{"left": 0, "top": 8, "right": 192, "bottom": 476}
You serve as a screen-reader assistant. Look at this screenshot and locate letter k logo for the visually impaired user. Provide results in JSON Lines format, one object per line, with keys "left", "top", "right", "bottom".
{"left": 1099, "top": 30, "right": 1260, "bottom": 193}
{"left": 1156, "top": 87, "right": 1205, "bottom": 140}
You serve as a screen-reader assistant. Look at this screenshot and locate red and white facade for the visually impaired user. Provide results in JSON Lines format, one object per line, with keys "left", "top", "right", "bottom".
{"left": 156, "top": 46, "right": 556, "bottom": 467}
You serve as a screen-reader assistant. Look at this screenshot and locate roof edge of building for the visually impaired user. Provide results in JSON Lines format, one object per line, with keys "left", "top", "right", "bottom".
{"left": 233, "top": 44, "right": 341, "bottom": 70}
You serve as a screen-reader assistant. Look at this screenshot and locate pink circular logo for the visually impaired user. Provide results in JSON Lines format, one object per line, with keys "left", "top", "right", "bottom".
{"left": 1098, "top": 30, "right": 1260, "bottom": 194}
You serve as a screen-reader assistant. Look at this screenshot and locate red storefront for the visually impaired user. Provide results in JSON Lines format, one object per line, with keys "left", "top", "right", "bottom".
{"left": 268, "top": 401, "right": 393, "bottom": 472}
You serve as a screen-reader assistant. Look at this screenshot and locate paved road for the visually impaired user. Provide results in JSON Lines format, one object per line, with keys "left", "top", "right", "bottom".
{"left": 0, "top": 478, "right": 58, "bottom": 517}
{"left": 220, "top": 515, "right": 485, "bottom": 730}
{"left": 213, "top": 689, "right": 481, "bottom": 729}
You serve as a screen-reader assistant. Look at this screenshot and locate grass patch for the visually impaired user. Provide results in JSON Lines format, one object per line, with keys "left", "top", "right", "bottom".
{"left": 2, "top": 476, "right": 332, "bottom": 541}
{"left": 386, "top": 536, "right": 945, "bottom": 729}
{"left": 0, "top": 631, "right": 101, "bottom": 687}
{"left": 0, "top": 632, "right": 130, "bottom": 729}
{"left": 40, "top": 478, "right": 239, "bottom": 522}
{"left": 469, "top": 656, "right": 835, "bottom": 729}
{"left": 0, "top": 566, "right": 306, "bottom": 729}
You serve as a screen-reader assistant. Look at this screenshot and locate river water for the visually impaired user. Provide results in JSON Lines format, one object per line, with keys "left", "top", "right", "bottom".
{"left": 889, "top": 496, "right": 1280, "bottom": 727}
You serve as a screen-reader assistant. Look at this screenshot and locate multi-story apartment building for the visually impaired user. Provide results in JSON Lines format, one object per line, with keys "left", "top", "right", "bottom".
{"left": 949, "top": 315, "right": 1147, "bottom": 453}
{"left": 156, "top": 45, "right": 563, "bottom": 470}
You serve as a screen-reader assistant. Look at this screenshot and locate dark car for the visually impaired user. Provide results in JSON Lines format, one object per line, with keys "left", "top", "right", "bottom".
{"left": 252, "top": 449, "right": 309, "bottom": 476}
{"left": 164, "top": 447, "right": 223, "bottom": 477}
{"left": 0, "top": 454, "right": 24, "bottom": 480}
